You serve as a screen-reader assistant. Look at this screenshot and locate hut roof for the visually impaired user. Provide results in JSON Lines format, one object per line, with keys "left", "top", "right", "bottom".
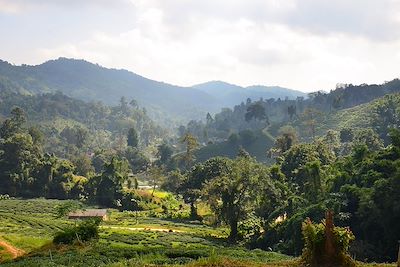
{"left": 68, "top": 209, "right": 108, "bottom": 217}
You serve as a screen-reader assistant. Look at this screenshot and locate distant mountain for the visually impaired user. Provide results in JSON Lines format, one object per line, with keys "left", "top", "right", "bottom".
{"left": 0, "top": 58, "right": 219, "bottom": 122}
{"left": 193, "top": 81, "right": 307, "bottom": 107}
{"left": 0, "top": 58, "right": 306, "bottom": 123}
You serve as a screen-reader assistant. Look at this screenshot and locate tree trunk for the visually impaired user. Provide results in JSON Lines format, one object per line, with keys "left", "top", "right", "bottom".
{"left": 324, "top": 210, "right": 336, "bottom": 262}
{"left": 229, "top": 218, "right": 238, "bottom": 243}
{"left": 190, "top": 203, "right": 198, "bottom": 220}
{"left": 152, "top": 182, "right": 156, "bottom": 197}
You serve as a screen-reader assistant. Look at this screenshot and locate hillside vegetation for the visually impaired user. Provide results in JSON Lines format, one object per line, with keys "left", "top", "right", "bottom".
{"left": 1, "top": 60, "right": 400, "bottom": 266}
{"left": 0, "top": 58, "right": 305, "bottom": 123}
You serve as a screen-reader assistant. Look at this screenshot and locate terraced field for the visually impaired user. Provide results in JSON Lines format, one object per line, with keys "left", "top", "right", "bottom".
{"left": 0, "top": 199, "right": 396, "bottom": 267}
{"left": 0, "top": 199, "right": 293, "bottom": 266}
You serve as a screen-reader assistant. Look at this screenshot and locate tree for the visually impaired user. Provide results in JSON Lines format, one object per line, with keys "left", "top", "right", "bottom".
{"left": 245, "top": 102, "right": 268, "bottom": 122}
{"left": 180, "top": 157, "right": 231, "bottom": 219}
{"left": 72, "top": 153, "right": 94, "bottom": 177}
{"left": 303, "top": 161, "right": 325, "bottom": 202}
{"left": 0, "top": 133, "right": 42, "bottom": 196}
{"left": 28, "top": 126, "right": 44, "bottom": 146}
{"left": 372, "top": 94, "right": 400, "bottom": 144}
{"left": 55, "top": 201, "right": 82, "bottom": 218}
{"left": 119, "top": 96, "right": 129, "bottom": 115}
{"left": 206, "top": 112, "right": 214, "bottom": 125}
{"left": 203, "top": 156, "right": 262, "bottom": 242}
{"left": 302, "top": 108, "right": 322, "bottom": 140}
{"left": 339, "top": 128, "right": 354, "bottom": 143}
{"left": 288, "top": 105, "right": 297, "bottom": 120}
{"left": 280, "top": 142, "right": 334, "bottom": 191}
{"left": 354, "top": 128, "right": 383, "bottom": 151}
{"left": 0, "top": 107, "right": 26, "bottom": 139}
{"left": 147, "top": 165, "right": 165, "bottom": 196}
{"left": 237, "top": 147, "right": 251, "bottom": 159}
{"left": 271, "top": 126, "right": 298, "bottom": 157}
{"left": 331, "top": 94, "right": 343, "bottom": 111}
{"left": 180, "top": 133, "right": 199, "bottom": 169}
{"left": 156, "top": 143, "right": 173, "bottom": 166}
{"left": 75, "top": 126, "right": 88, "bottom": 149}
{"left": 162, "top": 170, "right": 185, "bottom": 192}
{"left": 127, "top": 127, "right": 139, "bottom": 148}
{"left": 86, "top": 157, "right": 129, "bottom": 207}
{"left": 53, "top": 218, "right": 101, "bottom": 245}
{"left": 129, "top": 99, "right": 139, "bottom": 109}
{"left": 125, "top": 147, "right": 150, "bottom": 173}
{"left": 91, "top": 150, "right": 113, "bottom": 173}
{"left": 60, "top": 125, "right": 88, "bottom": 150}
{"left": 322, "top": 130, "right": 340, "bottom": 155}
{"left": 238, "top": 129, "right": 257, "bottom": 146}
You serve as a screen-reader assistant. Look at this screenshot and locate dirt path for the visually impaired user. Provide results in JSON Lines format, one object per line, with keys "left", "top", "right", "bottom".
{"left": 0, "top": 239, "right": 25, "bottom": 259}
{"left": 102, "top": 225, "right": 184, "bottom": 233}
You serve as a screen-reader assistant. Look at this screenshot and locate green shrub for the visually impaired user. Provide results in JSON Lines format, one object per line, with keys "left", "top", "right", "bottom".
{"left": 237, "top": 214, "right": 263, "bottom": 242}
{"left": 300, "top": 213, "right": 356, "bottom": 267}
{"left": 53, "top": 218, "right": 100, "bottom": 244}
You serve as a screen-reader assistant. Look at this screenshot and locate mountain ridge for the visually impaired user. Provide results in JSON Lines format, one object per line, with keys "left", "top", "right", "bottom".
{"left": 0, "top": 58, "right": 306, "bottom": 122}
{"left": 193, "top": 80, "right": 307, "bottom": 107}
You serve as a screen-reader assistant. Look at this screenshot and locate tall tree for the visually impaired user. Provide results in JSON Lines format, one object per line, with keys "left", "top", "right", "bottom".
{"left": 302, "top": 108, "right": 321, "bottom": 140}
{"left": 287, "top": 105, "right": 297, "bottom": 120}
{"left": 127, "top": 127, "right": 139, "bottom": 148}
{"left": 0, "top": 107, "right": 26, "bottom": 139}
{"left": 156, "top": 143, "right": 173, "bottom": 166}
{"left": 180, "top": 157, "right": 231, "bottom": 219}
{"left": 181, "top": 133, "right": 199, "bottom": 169}
{"left": 125, "top": 147, "right": 150, "bottom": 173}
{"left": 245, "top": 102, "right": 268, "bottom": 122}
{"left": 203, "top": 156, "right": 262, "bottom": 242}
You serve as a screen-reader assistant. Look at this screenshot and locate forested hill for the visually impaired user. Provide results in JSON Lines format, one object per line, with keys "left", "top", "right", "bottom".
{"left": 183, "top": 80, "right": 400, "bottom": 162}
{"left": 193, "top": 81, "right": 307, "bottom": 107}
{"left": 185, "top": 79, "right": 400, "bottom": 143}
{"left": 0, "top": 58, "right": 218, "bottom": 122}
{"left": 0, "top": 89, "right": 165, "bottom": 158}
{"left": 0, "top": 58, "right": 306, "bottom": 123}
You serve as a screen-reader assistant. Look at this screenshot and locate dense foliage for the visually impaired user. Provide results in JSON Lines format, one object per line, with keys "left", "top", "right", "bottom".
{"left": 167, "top": 127, "right": 400, "bottom": 262}
{"left": 182, "top": 84, "right": 400, "bottom": 161}
{"left": 1, "top": 72, "right": 400, "bottom": 264}
{"left": 0, "top": 90, "right": 165, "bottom": 158}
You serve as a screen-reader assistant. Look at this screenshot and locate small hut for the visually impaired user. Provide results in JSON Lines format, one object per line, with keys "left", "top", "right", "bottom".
{"left": 68, "top": 209, "right": 108, "bottom": 221}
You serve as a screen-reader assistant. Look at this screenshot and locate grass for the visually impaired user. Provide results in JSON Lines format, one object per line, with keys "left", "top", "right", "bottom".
{"left": 0, "top": 198, "right": 397, "bottom": 267}
{"left": 0, "top": 199, "right": 290, "bottom": 266}
{"left": 0, "top": 234, "right": 50, "bottom": 253}
{"left": 0, "top": 246, "right": 13, "bottom": 262}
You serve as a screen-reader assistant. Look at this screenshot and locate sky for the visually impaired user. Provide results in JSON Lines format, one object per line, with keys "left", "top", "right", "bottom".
{"left": 1, "top": 0, "right": 400, "bottom": 92}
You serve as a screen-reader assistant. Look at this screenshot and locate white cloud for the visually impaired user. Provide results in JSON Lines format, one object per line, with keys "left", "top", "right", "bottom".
{"left": 2, "top": 0, "right": 400, "bottom": 91}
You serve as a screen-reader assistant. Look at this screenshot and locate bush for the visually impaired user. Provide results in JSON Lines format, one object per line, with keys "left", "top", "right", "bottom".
{"left": 53, "top": 218, "right": 101, "bottom": 245}
{"left": 237, "top": 214, "right": 263, "bottom": 242}
{"left": 0, "top": 194, "right": 10, "bottom": 200}
{"left": 300, "top": 211, "right": 356, "bottom": 267}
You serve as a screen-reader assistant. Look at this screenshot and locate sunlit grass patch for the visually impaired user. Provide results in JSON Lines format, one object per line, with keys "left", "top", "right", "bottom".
{"left": 0, "top": 234, "right": 50, "bottom": 253}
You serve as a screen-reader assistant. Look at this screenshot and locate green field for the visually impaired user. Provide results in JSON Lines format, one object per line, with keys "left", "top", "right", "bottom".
{"left": 0, "top": 199, "right": 396, "bottom": 267}
{"left": 0, "top": 199, "right": 293, "bottom": 266}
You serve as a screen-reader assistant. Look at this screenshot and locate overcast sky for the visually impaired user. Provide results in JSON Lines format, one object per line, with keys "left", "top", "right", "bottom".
{"left": 1, "top": 0, "right": 400, "bottom": 92}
